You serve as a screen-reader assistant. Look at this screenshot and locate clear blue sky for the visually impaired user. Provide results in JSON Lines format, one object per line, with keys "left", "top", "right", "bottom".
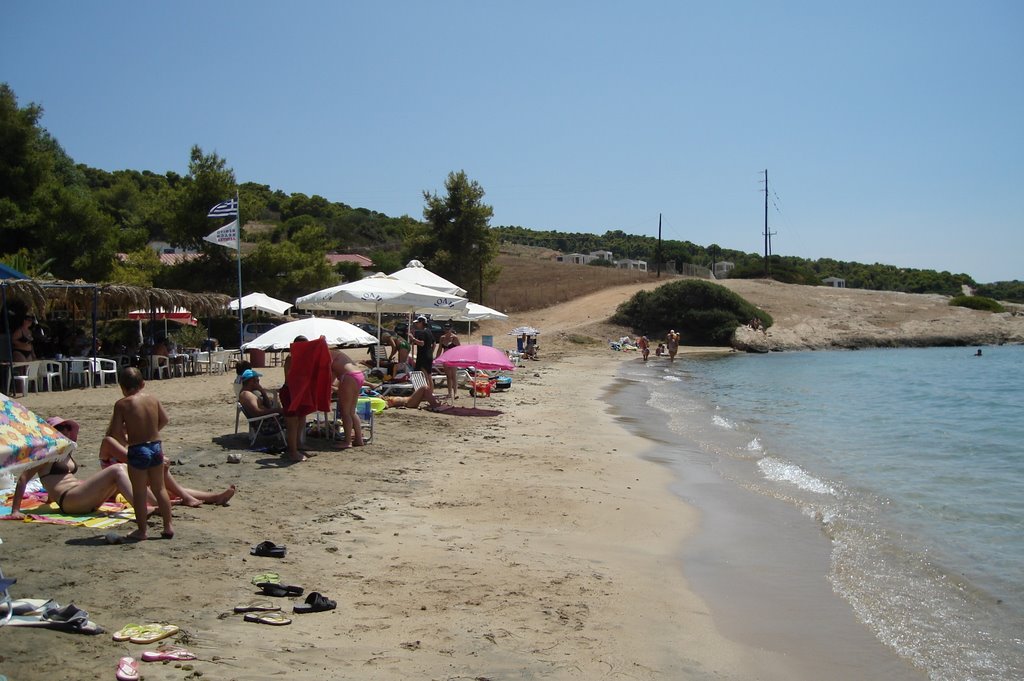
{"left": 4, "top": 1, "right": 1022, "bottom": 282}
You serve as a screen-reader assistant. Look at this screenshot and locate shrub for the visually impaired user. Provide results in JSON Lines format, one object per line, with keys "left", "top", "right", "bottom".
{"left": 949, "top": 295, "right": 1005, "bottom": 313}
{"left": 612, "top": 279, "right": 772, "bottom": 346}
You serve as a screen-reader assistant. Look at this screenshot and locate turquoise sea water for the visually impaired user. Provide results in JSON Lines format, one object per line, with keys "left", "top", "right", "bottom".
{"left": 614, "top": 346, "right": 1024, "bottom": 680}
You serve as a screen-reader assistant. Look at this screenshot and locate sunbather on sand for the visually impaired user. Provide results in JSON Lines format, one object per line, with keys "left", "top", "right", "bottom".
{"left": 3, "top": 417, "right": 154, "bottom": 520}
{"left": 99, "top": 435, "right": 235, "bottom": 507}
{"left": 384, "top": 383, "right": 449, "bottom": 411}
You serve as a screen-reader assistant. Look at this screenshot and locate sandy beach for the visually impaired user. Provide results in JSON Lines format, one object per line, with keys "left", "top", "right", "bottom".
{"left": 2, "top": 279, "right": 1019, "bottom": 680}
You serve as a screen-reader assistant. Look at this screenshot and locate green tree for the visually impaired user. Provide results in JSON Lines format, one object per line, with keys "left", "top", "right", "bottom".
{"left": 109, "top": 247, "right": 163, "bottom": 286}
{"left": 167, "top": 145, "right": 236, "bottom": 250}
{"left": 0, "top": 83, "right": 117, "bottom": 280}
{"left": 613, "top": 279, "right": 772, "bottom": 345}
{"left": 405, "top": 170, "right": 499, "bottom": 302}
{"left": 243, "top": 224, "right": 335, "bottom": 301}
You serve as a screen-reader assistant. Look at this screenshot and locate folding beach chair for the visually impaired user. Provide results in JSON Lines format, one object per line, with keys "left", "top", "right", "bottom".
{"left": 355, "top": 398, "right": 374, "bottom": 445}
{"left": 238, "top": 403, "right": 287, "bottom": 448}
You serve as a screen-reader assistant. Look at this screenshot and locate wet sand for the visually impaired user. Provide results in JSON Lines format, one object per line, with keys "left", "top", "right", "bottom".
{"left": 608, "top": 373, "right": 926, "bottom": 680}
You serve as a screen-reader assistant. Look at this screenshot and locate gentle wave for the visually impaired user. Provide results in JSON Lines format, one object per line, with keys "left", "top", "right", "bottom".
{"left": 757, "top": 456, "right": 836, "bottom": 495}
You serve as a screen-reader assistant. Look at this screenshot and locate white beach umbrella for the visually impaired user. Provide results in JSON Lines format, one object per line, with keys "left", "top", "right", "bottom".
{"left": 296, "top": 273, "right": 467, "bottom": 344}
{"left": 427, "top": 302, "right": 509, "bottom": 339}
{"left": 228, "top": 292, "right": 293, "bottom": 316}
{"left": 241, "top": 317, "right": 377, "bottom": 350}
{"left": 430, "top": 302, "right": 508, "bottom": 323}
{"left": 390, "top": 259, "right": 468, "bottom": 297}
{"left": 296, "top": 273, "right": 467, "bottom": 315}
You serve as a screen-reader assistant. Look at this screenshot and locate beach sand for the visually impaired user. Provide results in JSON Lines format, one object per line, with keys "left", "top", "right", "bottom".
{"left": 4, "top": 278, "right": 1011, "bottom": 679}
{"left": 0, "top": 352, "right": 747, "bottom": 680}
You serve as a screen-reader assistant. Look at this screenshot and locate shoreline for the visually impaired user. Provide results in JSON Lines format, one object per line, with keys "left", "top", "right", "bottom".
{"left": 606, "top": 358, "right": 927, "bottom": 680}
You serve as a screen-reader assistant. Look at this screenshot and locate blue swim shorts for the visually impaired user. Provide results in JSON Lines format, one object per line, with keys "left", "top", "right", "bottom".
{"left": 127, "top": 440, "right": 164, "bottom": 470}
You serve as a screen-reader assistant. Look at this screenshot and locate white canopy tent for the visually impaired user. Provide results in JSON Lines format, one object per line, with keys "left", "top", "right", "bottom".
{"left": 427, "top": 302, "right": 509, "bottom": 340}
{"left": 433, "top": 302, "right": 508, "bottom": 323}
{"left": 389, "top": 259, "right": 467, "bottom": 297}
{"left": 228, "top": 292, "right": 293, "bottom": 316}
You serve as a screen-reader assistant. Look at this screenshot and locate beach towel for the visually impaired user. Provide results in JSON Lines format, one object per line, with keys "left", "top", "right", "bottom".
{"left": 1, "top": 491, "right": 133, "bottom": 528}
{"left": 285, "top": 338, "right": 333, "bottom": 416}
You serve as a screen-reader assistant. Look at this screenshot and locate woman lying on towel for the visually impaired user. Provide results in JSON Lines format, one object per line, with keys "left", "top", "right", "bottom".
{"left": 383, "top": 383, "right": 450, "bottom": 412}
{"left": 4, "top": 416, "right": 234, "bottom": 521}
{"left": 4, "top": 417, "right": 145, "bottom": 520}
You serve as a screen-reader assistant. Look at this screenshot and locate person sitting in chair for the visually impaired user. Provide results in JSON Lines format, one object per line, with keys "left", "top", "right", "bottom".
{"left": 238, "top": 369, "right": 283, "bottom": 422}
{"left": 522, "top": 336, "right": 539, "bottom": 360}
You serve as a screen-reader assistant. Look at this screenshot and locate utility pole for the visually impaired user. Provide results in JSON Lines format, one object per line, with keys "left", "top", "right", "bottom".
{"left": 762, "top": 169, "right": 770, "bottom": 277}
{"left": 656, "top": 213, "right": 662, "bottom": 278}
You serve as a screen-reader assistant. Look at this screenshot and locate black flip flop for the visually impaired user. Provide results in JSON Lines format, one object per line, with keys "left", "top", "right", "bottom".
{"left": 250, "top": 541, "right": 287, "bottom": 558}
{"left": 293, "top": 592, "right": 337, "bottom": 614}
{"left": 256, "top": 582, "right": 304, "bottom": 598}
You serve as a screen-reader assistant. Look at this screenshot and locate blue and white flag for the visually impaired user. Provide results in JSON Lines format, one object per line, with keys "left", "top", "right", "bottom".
{"left": 207, "top": 198, "right": 238, "bottom": 218}
{"left": 203, "top": 219, "right": 239, "bottom": 251}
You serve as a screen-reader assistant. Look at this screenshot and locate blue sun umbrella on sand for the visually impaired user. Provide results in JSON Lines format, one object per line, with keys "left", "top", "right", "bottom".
{"left": 0, "top": 393, "right": 76, "bottom": 477}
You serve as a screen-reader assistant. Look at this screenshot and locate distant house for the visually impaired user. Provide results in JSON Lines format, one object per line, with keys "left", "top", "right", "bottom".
{"left": 326, "top": 253, "right": 375, "bottom": 270}
{"left": 713, "top": 261, "right": 735, "bottom": 278}
{"left": 556, "top": 252, "right": 595, "bottom": 265}
{"left": 135, "top": 242, "right": 202, "bottom": 266}
{"left": 616, "top": 258, "right": 648, "bottom": 271}
{"left": 556, "top": 250, "right": 618, "bottom": 266}
{"left": 822, "top": 276, "right": 846, "bottom": 288}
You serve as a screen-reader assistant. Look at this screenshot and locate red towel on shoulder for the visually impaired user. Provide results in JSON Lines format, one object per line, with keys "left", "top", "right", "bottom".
{"left": 284, "top": 338, "right": 332, "bottom": 416}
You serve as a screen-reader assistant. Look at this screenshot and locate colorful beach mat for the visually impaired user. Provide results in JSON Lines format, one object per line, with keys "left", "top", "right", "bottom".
{"left": 1, "top": 491, "right": 134, "bottom": 528}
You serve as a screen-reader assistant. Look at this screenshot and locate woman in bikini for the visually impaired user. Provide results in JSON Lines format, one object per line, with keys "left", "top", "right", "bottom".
{"left": 330, "top": 348, "right": 364, "bottom": 449}
{"left": 4, "top": 417, "right": 143, "bottom": 520}
{"left": 435, "top": 324, "right": 461, "bottom": 401}
{"left": 12, "top": 315, "right": 36, "bottom": 361}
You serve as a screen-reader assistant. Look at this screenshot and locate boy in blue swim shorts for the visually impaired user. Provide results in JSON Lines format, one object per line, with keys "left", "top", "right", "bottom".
{"left": 109, "top": 367, "right": 173, "bottom": 541}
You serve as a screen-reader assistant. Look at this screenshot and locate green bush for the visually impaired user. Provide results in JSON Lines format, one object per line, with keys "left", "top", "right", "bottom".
{"left": 612, "top": 279, "right": 772, "bottom": 345}
{"left": 949, "top": 295, "right": 1005, "bottom": 313}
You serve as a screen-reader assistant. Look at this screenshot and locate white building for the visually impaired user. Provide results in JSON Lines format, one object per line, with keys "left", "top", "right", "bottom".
{"left": 616, "top": 258, "right": 648, "bottom": 271}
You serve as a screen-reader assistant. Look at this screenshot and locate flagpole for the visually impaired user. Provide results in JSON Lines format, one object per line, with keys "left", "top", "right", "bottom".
{"left": 235, "top": 189, "right": 244, "bottom": 349}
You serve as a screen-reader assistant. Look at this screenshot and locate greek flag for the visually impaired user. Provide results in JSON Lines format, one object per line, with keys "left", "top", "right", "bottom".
{"left": 207, "top": 198, "right": 238, "bottom": 218}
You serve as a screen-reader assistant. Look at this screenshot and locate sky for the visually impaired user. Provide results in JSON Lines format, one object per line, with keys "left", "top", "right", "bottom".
{"left": 3, "top": 1, "right": 1022, "bottom": 282}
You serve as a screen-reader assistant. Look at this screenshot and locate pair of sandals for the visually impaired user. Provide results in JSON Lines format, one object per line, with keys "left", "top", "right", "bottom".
{"left": 240, "top": 592, "right": 336, "bottom": 625}
{"left": 112, "top": 622, "right": 180, "bottom": 644}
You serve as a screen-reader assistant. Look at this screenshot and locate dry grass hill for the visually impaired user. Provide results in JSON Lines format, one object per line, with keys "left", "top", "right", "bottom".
{"left": 474, "top": 246, "right": 1024, "bottom": 352}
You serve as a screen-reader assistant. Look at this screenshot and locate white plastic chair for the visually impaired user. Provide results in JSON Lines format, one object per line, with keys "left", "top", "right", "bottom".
{"left": 11, "top": 362, "right": 38, "bottom": 396}
{"left": 65, "top": 358, "right": 93, "bottom": 388}
{"left": 38, "top": 361, "right": 64, "bottom": 392}
{"left": 94, "top": 358, "right": 119, "bottom": 386}
{"left": 147, "top": 355, "right": 171, "bottom": 380}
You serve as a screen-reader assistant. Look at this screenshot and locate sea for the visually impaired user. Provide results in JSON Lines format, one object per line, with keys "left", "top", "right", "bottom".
{"left": 609, "top": 345, "right": 1024, "bottom": 681}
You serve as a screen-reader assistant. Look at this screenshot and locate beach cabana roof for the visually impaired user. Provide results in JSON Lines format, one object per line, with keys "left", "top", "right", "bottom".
{"left": 0, "top": 279, "right": 231, "bottom": 317}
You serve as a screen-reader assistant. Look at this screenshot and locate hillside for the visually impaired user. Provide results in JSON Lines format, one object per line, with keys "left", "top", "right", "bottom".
{"left": 474, "top": 254, "right": 1024, "bottom": 352}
